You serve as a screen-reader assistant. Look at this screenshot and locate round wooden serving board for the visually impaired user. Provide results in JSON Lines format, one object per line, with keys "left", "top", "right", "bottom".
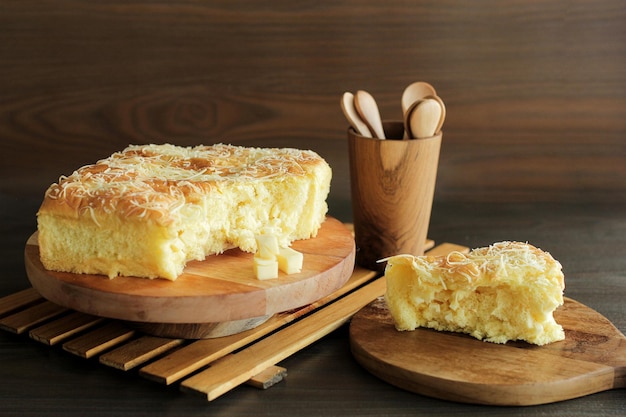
{"left": 349, "top": 297, "right": 626, "bottom": 406}
{"left": 25, "top": 217, "right": 355, "bottom": 331}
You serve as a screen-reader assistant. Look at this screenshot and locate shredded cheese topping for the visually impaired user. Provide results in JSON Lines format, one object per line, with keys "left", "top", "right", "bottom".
{"left": 42, "top": 143, "right": 324, "bottom": 224}
{"left": 386, "top": 241, "right": 564, "bottom": 289}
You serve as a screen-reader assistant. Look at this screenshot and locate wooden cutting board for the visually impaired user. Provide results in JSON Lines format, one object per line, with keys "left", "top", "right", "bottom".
{"left": 350, "top": 296, "right": 626, "bottom": 406}
{"left": 25, "top": 217, "right": 355, "bottom": 328}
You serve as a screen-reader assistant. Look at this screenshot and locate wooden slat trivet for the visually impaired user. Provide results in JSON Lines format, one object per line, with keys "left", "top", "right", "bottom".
{"left": 208, "top": 354, "right": 289, "bottom": 390}
{"left": 62, "top": 321, "right": 136, "bottom": 358}
{"left": 29, "top": 311, "right": 105, "bottom": 345}
{"left": 0, "top": 301, "right": 68, "bottom": 334}
{"left": 180, "top": 276, "right": 387, "bottom": 401}
{"left": 246, "top": 365, "right": 288, "bottom": 390}
{"left": 0, "top": 237, "right": 466, "bottom": 401}
{"left": 0, "top": 288, "right": 42, "bottom": 317}
{"left": 99, "top": 336, "right": 185, "bottom": 371}
{"left": 180, "top": 241, "right": 463, "bottom": 398}
{"left": 139, "top": 265, "right": 377, "bottom": 385}
{"left": 425, "top": 242, "right": 468, "bottom": 256}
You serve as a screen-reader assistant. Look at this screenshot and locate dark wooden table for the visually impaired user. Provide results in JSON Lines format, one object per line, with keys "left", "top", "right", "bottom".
{"left": 1, "top": 194, "right": 624, "bottom": 417}
{"left": 1, "top": 0, "right": 625, "bottom": 414}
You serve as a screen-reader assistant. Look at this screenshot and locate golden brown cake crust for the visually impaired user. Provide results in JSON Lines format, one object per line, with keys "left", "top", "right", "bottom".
{"left": 39, "top": 143, "right": 327, "bottom": 226}
{"left": 404, "top": 241, "right": 565, "bottom": 289}
{"left": 37, "top": 143, "right": 332, "bottom": 280}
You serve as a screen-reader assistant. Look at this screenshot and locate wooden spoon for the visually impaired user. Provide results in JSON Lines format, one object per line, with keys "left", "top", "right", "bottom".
{"left": 427, "top": 94, "right": 446, "bottom": 134}
{"left": 401, "top": 81, "right": 437, "bottom": 115}
{"left": 354, "top": 90, "right": 386, "bottom": 139}
{"left": 340, "top": 92, "right": 372, "bottom": 138}
{"left": 406, "top": 98, "right": 442, "bottom": 139}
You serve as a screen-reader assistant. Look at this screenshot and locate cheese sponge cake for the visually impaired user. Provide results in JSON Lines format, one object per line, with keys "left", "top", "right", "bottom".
{"left": 37, "top": 143, "right": 332, "bottom": 280}
{"left": 384, "top": 241, "right": 565, "bottom": 345}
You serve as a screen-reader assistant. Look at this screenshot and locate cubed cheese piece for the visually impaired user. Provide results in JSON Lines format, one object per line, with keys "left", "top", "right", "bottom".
{"left": 255, "top": 234, "right": 280, "bottom": 260}
{"left": 253, "top": 254, "right": 278, "bottom": 280}
{"left": 277, "top": 247, "right": 303, "bottom": 274}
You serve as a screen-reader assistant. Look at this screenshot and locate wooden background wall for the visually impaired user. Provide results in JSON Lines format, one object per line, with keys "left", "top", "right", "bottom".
{"left": 2, "top": 0, "right": 625, "bottom": 218}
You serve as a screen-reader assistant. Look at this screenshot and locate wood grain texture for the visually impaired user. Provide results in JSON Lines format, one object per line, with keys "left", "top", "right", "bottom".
{"left": 99, "top": 336, "right": 185, "bottom": 371}
{"left": 24, "top": 217, "right": 355, "bottom": 326}
{"left": 350, "top": 297, "right": 626, "bottom": 406}
{"left": 0, "top": 288, "right": 42, "bottom": 316}
{"left": 29, "top": 311, "right": 104, "bottom": 345}
{"left": 0, "top": 300, "right": 68, "bottom": 334}
{"left": 1, "top": 1, "right": 625, "bottom": 205}
{"left": 1, "top": 197, "right": 625, "bottom": 415}
{"left": 180, "top": 276, "right": 387, "bottom": 401}
{"left": 349, "top": 122, "right": 441, "bottom": 270}
{"left": 62, "top": 321, "right": 136, "bottom": 359}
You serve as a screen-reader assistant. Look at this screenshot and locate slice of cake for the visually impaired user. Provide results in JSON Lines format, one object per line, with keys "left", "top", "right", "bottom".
{"left": 384, "top": 241, "right": 565, "bottom": 345}
{"left": 37, "top": 143, "right": 332, "bottom": 280}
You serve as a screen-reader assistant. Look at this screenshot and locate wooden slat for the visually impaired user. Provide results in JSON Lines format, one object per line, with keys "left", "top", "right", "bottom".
{"left": 63, "top": 322, "right": 136, "bottom": 359}
{"left": 179, "top": 276, "right": 387, "bottom": 401}
{"left": 0, "top": 288, "right": 43, "bottom": 317}
{"left": 3, "top": 239, "right": 466, "bottom": 397}
{"left": 0, "top": 238, "right": 471, "bottom": 400}
{"left": 0, "top": 301, "right": 68, "bottom": 334}
{"left": 207, "top": 354, "right": 288, "bottom": 389}
{"left": 29, "top": 312, "right": 105, "bottom": 345}
{"left": 0, "top": 240, "right": 468, "bottom": 400}
{"left": 140, "top": 315, "right": 286, "bottom": 385}
{"left": 139, "top": 243, "right": 452, "bottom": 387}
{"left": 99, "top": 336, "right": 185, "bottom": 371}
{"left": 140, "top": 265, "right": 378, "bottom": 385}
{"left": 425, "top": 242, "right": 470, "bottom": 256}
{"left": 246, "top": 366, "right": 287, "bottom": 390}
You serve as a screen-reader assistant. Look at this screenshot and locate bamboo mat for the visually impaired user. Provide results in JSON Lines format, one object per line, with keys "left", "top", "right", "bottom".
{"left": 0, "top": 240, "right": 466, "bottom": 402}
